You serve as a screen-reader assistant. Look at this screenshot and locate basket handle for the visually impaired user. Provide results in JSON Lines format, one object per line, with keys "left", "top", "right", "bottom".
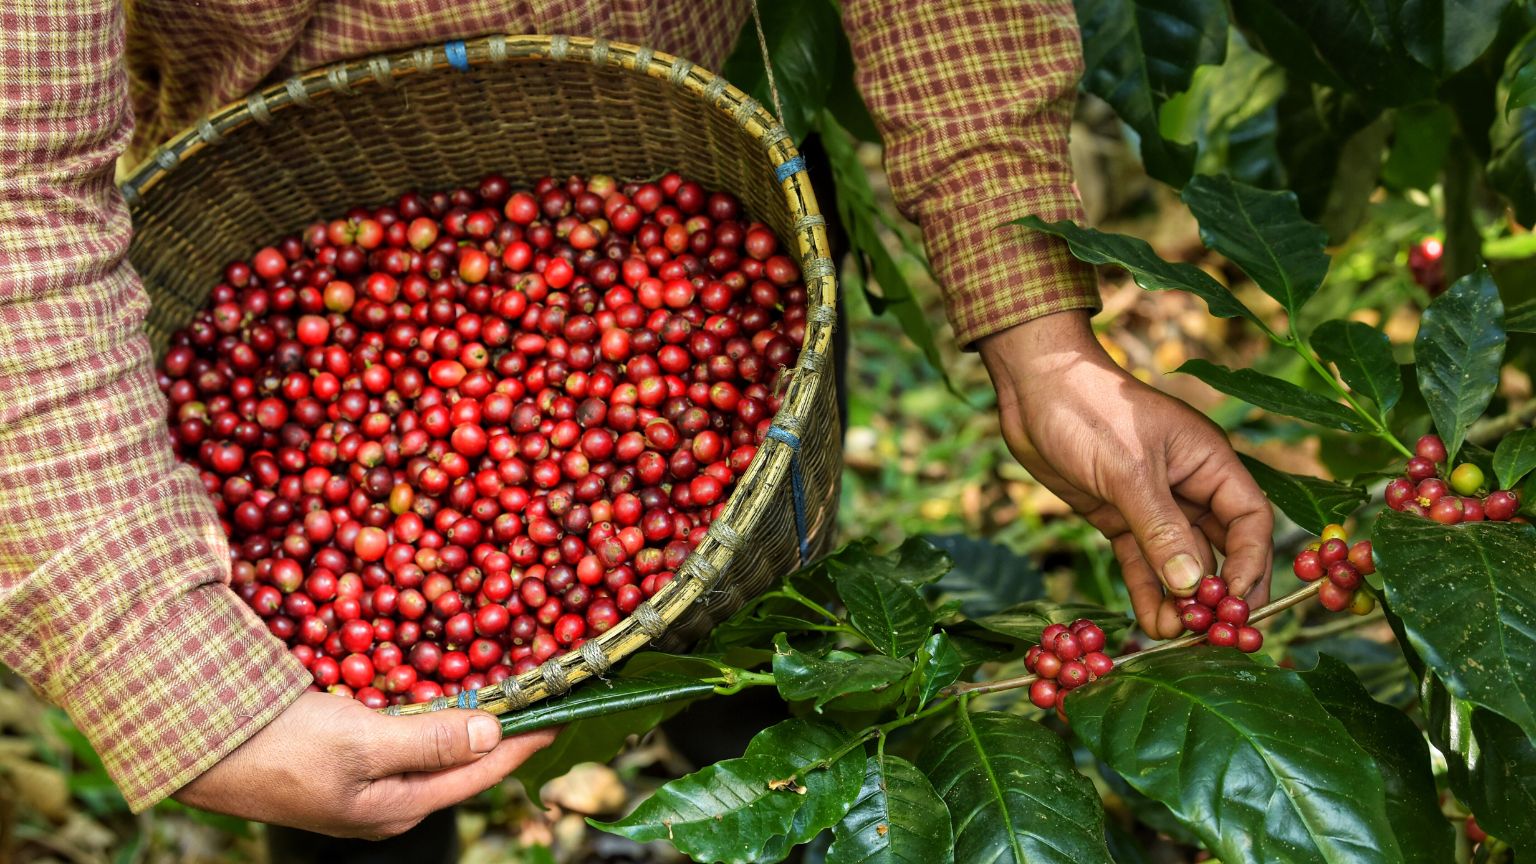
{"left": 749, "top": 0, "right": 788, "bottom": 125}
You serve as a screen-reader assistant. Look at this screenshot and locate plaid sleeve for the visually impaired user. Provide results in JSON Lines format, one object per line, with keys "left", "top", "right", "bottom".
{"left": 0, "top": 0, "right": 309, "bottom": 813}
{"left": 841, "top": 0, "right": 1100, "bottom": 349}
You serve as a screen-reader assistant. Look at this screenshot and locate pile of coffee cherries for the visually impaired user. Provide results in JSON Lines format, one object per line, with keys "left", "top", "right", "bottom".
{"left": 157, "top": 171, "right": 807, "bottom": 706}
{"left": 1025, "top": 619, "right": 1114, "bottom": 716}
{"left": 1384, "top": 435, "right": 1522, "bottom": 524}
{"left": 1175, "top": 576, "right": 1264, "bottom": 652}
{"left": 1291, "top": 524, "right": 1377, "bottom": 615}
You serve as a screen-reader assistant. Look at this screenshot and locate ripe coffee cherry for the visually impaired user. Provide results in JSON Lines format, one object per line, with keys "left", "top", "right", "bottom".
{"left": 1195, "top": 576, "right": 1228, "bottom": 608}
{"left": 1415, "top": 434, "right": 1447, "bottom": 463}
{"left": 1406, "top": 457, "right": 1439, "bottom": 482}
{"left": 1318, "top": 538, "right": 1349, "bottom": 566}
{"left": 1485, "top": 490, "right": 1520, "bottom": 521}
{"left": 1083, "top": 651, "right": 1114, "bottom": 678}
{"left": 1181, "top": 604, "right": 1214, "bottom": 634}
{"left": 1327, "top": 562, "right": 1362, "bottom": 591}
{"left": 1034, "top": 652, "right": 1063, "bottom": 680}
{"left": 1234, "top": 626, "right": 1263, "bottom": 653}
{"left": 1347, "top": 540, "right": 1375, "bottom": 575}
{"left": 1072, "top": 620, "right": 1106, "bottom": 653}
{"left": 1429, "top": 496, "right": 1464, "bottom": 525}
{"left": 1051, "top": 632, "right": 1083, "bottom": 661}
{"left": 1293, "top": 549, "right": 1324, "bottom": 582}
{"left": 1207, "top": 621, "right": 1239, "bottom": 648}
{"left": 1385, "top": 478, "right": 1416, "bottom": 511}
{"left": 1318, "top": 580, "right": 1354, "bottom": 612}
{"left": 1450, "top": 463, "right": 1485, "bottom": 496}
{"left": 1057, "top": 661, "right": 1090, "bottom": 690}
{"left": 1029, "top": 678, "right": 1059, "bottom": 710}
{"left": 1417, "top": 478, "right": 1449, "bottom": 506}
{"left": 1215, "top": 596, "right": 1250, "bottom": 627}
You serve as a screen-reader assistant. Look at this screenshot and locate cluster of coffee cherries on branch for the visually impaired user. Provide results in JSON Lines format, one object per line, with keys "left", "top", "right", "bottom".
{"left": 1175, "top": 575, "right": 1264, "bottom": 652}
{"left": 157, "top": 170, "right": 806, "bottom": 707}
{"left": 1292, "top": 524, "right": 1378, "bottom": 615}
{"left": 1024, "top": 619, "right": 1114, "bottom": 718}
{"left": 1385, "top": 434, "right": 1521, "bottom": 524}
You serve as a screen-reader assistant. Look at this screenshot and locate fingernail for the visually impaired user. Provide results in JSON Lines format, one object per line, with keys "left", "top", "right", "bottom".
{"left": 467, "top": 715, "right": 499, "bottom": 754}
{"left": 1162, "top": 554, "right": 1203, "bottom": 596}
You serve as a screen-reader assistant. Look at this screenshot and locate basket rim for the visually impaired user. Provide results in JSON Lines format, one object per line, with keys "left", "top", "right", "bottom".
{"left": 121, "top": 34, "right": 840, "bottom": 719}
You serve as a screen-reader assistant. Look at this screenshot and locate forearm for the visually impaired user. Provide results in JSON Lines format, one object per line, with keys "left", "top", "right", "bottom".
{"left": 0, "top": 0, "right": 307, "bottom": 811}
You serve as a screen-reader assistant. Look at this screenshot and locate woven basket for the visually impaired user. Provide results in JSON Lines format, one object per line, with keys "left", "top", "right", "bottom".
{"left": 121, "top": 35, "right": 842, "bottom": 717}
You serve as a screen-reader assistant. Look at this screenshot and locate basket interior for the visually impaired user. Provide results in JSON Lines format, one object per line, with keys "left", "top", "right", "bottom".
{"left": 130, "top": 53, "right": 799, "bottom": 355}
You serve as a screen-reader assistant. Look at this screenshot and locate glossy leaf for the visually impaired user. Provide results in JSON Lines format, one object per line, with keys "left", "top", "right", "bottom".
{"left": 1301, "top": 655, "right": 1453, "bottom": 864}
{"left": 720, "top": 0, "right": 840, "bottom": 142}
{"left": 919, "top": 710, "right": 1112, "bottom": 864}
{"left": 1494, "top": 428, "right": 1536, "bottom": 490}
{"left": 1311, "top": 320, "right": 1401, "bottom": 413}
{"left": 827, "top": 537, "right": 953, "bottom": 588}
{"left": 1067, "top": 648, "right": 1403, "bottom": 863}
{"left": 964, "top": 601, "right": 1130, "bottom": 646}
{"left": 745, "top": 718, "right": 868, "bottom": 857}
{"left": 1231, "top": 0, "right": 1436, "bottom": 106}
{"left": 1504, "top": 29, "right": 1536, "bottom": 115}
{"left": 1015, "top": 216, "right": 1261, "bottom": 324}
{"left": 1182, "top": 174, "right": 1330, "bottom": 315}
{"left": 1373, "top": 511, "right": 1536, "bottom": 741}
{"left": 773, "top": 635, "right": 912, "bottom": 710}
{"left": 1507, "top": 298, "right": 1536, "bottom": 333}
{"left": 826, "top": 756, "right": 954, "bottom": 864}
{"left": 1414, "top": 268, "right": 1507, "bottom": 460}
{"left": 1398, "top": 0, "right": 1510, "bottom": 77}
{"left": 1488, "top": 102, "right": 1536, "bottom": 228}
{"left": 913, "top": 633, "right": 963, "bottom": 707}
{"left": 835, "top": 571, "right": 932, "bottom": 658}
{"left": 921, "top": 534, "right": 1043, "bottom": 618}
{"left": 1382, "top": 103, "right": 1455, "bottom": 191}
{"left": 1422, "top": 673, "right": 1536, "bottom": 853}
{"left": 1177, "top": 359, "right": 1365, "bottom": 431}
{"left": 499, "top": 673, "right": 717, "bottom": 737}
{"left": 1074, "top": 0, "right": 1227, "bottom": 184}
{"left": 1238, "top": 454, "right": 1369, "bottom": 533}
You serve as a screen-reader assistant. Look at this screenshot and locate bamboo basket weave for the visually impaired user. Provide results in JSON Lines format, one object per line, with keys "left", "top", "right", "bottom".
{"left": 121, "top": 35, "right": 841, "bottom": 718}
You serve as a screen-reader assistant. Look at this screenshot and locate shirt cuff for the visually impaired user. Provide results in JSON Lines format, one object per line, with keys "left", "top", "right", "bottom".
{"left": 919, "top": 184, "right": 1100, "bottom": 350}
{"left": 35, "top": 474, "right": 310, "bottom": 812}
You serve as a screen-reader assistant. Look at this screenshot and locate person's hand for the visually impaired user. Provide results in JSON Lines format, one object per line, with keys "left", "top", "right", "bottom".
{"left": 174, "top": 691, "right": 556, "bottom": 838}
{"left": 978, "top": 310, "right": 1274, "bottom": 639}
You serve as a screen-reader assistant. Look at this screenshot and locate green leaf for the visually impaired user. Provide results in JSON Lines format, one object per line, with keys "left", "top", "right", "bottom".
{"left": 835, "top": 571, "right": 932, "bottom": 658}
{"left": 1311, "top": 320, "right": 1402, "bottom": 413}
{"left": 963, "top": 601, "right": 1130, "bottom": 647}
{"left": 591, "top": 755, "right": 816, "bottom": 863}
{"left": 1161, "top": 32, "right": 1287, "bottom": 187}
{"left": 1237, "top": 454, "right": 1369, "bottom": 533}
{"left": 1488, "top": 105, "right": 1536, "bottom": 226}
{"left": 499, "top": 673, "right": 717, "bottom": 738}
{"left": 818, "top": 117, "right": 949, "bottom": 384}
{"left": 1177, "top": 359, "right": 1366, "bottom": 431}
{"left": 710, "top": 612, "right": 830, "bottom": 648}
{"left": 919, "top": 710, "right": 1112, "bottom": 864}
{"left": 1382, "top": 103, "right": 1455, "bottom": 191}
{"left": 720, "top": 0, "right": 840, "bottom": 142}
{"left": 1504, "top": 29, "right": 1536, "bottom": 115}
{"left": 1014, "top": 216, "right": 1262, "bottom": 326}
{"left": 745, "top": 718, "right": 868, "bottom": 857}
{"left": 1422, "top": 673, "right": 1536, "bottom": 852}
{"left": 1271, "top": 84, "right": 1383, "bottom": 222}
{"left": 1398, "top": 0, "right": 1511, "bottom": 77}
{"left": 826, "top": 537, "right": 953, "bottom": 587}
{"left": 826, "top": 756, "right": 954, "bottom": 864}
{"left": 1181, "top": 174, "right": 1330, "bottom": 316}
{"left": 1074, "top": 0, "right": 1228, "bottom": 184}
{"left": 1300, "top": 655, "right": 1454, "bottom": 864}
{"left": 921, "top": 534, "right": 1043, "bottom": 619}
{"left": 913, "top": 633, "right": 962, "bottom": 707}
{"left": 1066, "top": 647, "right": 1404, "bottom": 863}
{"left": 1493, "top": 428, "right": 1536, "bottom": 490}
{"left": 1373, "top": 510, "right": 1536, "bottom": 741}
{"left": 1414, "top": 268, "right": 1507, "bottom": 460}
{"left": 1507, "top": 298, "right": 1536, "bottom": 333}
{"left": 773, "top": 635, "right": 912, "bottom": 710}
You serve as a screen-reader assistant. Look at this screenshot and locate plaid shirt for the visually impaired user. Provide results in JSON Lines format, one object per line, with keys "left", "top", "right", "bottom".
{"left": 0, "top": 0, "right": 1096, "bottom": 812}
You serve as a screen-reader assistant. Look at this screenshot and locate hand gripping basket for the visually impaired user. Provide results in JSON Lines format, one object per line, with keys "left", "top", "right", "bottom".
{"left": 121, "top": 35, "right": 841, "bottom": 718}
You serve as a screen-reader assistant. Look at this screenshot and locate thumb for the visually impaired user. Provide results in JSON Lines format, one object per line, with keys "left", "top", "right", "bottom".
{"left": 1119, "top": 486, "right": 1207, "bottom": 597}
{"left": 367, "top": 709, "right": 503, "bottom": 777}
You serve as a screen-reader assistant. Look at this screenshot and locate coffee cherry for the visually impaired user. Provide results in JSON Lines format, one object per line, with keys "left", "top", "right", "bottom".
{"left": 1406, "top": 457, "right": 1439, "bottom": 482}
{"left": 1347, "top": 540, "right": 1375, "bottom": 575}
{"left": 1415, "top": 434, "right": 1447, "bottom": 463}
{"left": 1450, "top": 463, "right": 1485, "bottom": 496}
{"left": 1207, "top": 621, "right": 1239, "bottom": 648}
{"left": 1052, "top": 632, "right": 1083, "bottom": 661}
{"left": 1320, "top": 523, "right": 1348, "bottom": 543}
{"left": 1083, "top": 652, "right": 1114, "bottom": 678}
{"left": 1318, "top": 580, "right": 1354, "bottom": 612}
{"left": 1057, "top": 661, "right": 1090, "bottom": 690}
{"left": 1215, "top": 596, "right": 1250, "bottom": 627}
{"left": 1486, "top": 490, "right": 1520, "bottom": 521}
{"left": 1195, "top": 576, "right": 1228, "bottom": 608}
{"left": 1349, "top": 591, "right": 1377, "bottom": 616}
{"left": 1385, "top": 478, "right": 1416, "bottom": 511}
{"left": 1318, "top": 538, "right": 1349, "bottom": 566}
{"left": 1073, "top": 621, "right": 1106, "bottom": 653}
{"left": 1417, "top": 478, "right": 1450, "bottom": 506}
{"left": 1030, "top": 678, "right": 1058, "bottom": 710}
{"left": 1181, "top": 604, "right": 1214, "bottom": 634}
{"left": 1293, "top": 549, "right": 1324, "bottom": 582}
{"left": 1429, "top": 496, "right": 1464, "bottom": 525}
{"left": 1034, "top": 651, "right": 1063, "bottom": 679}
{"left": 1327, "top": 561, "right": 1362, "bottom": 591}
{"left": 1234, "top": 626, "right": 1263, "bottom": 653}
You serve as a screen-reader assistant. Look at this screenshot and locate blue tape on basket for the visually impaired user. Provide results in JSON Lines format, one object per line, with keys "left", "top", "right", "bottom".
{"left": 765, "top": 425, "right": 810, "bottom": 564}
{"left": 445, "top": 40, "right": 469, "bottom": 71}
{"left": 773, "top": 155, "right": 806, "bottom": 183}
{"left": 456, "top": 688, "right": 479, "bottom": 709}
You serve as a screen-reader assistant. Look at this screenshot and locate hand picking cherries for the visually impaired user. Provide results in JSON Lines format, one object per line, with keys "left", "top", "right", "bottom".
{"left": 156, "top": 171, "right": 808, "bottom": 707}
{"left": 1291, "top": 523, "right": 1378, "bottom": 615}
{"left": 1024, "top": 619, "right": 1114, "bottom": 719}
{"left": 1384, "top": 434, "right": 1522, "bottom": 524}
{"left": 1174, "top": 575, "right": 1264, "bottom": 653}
